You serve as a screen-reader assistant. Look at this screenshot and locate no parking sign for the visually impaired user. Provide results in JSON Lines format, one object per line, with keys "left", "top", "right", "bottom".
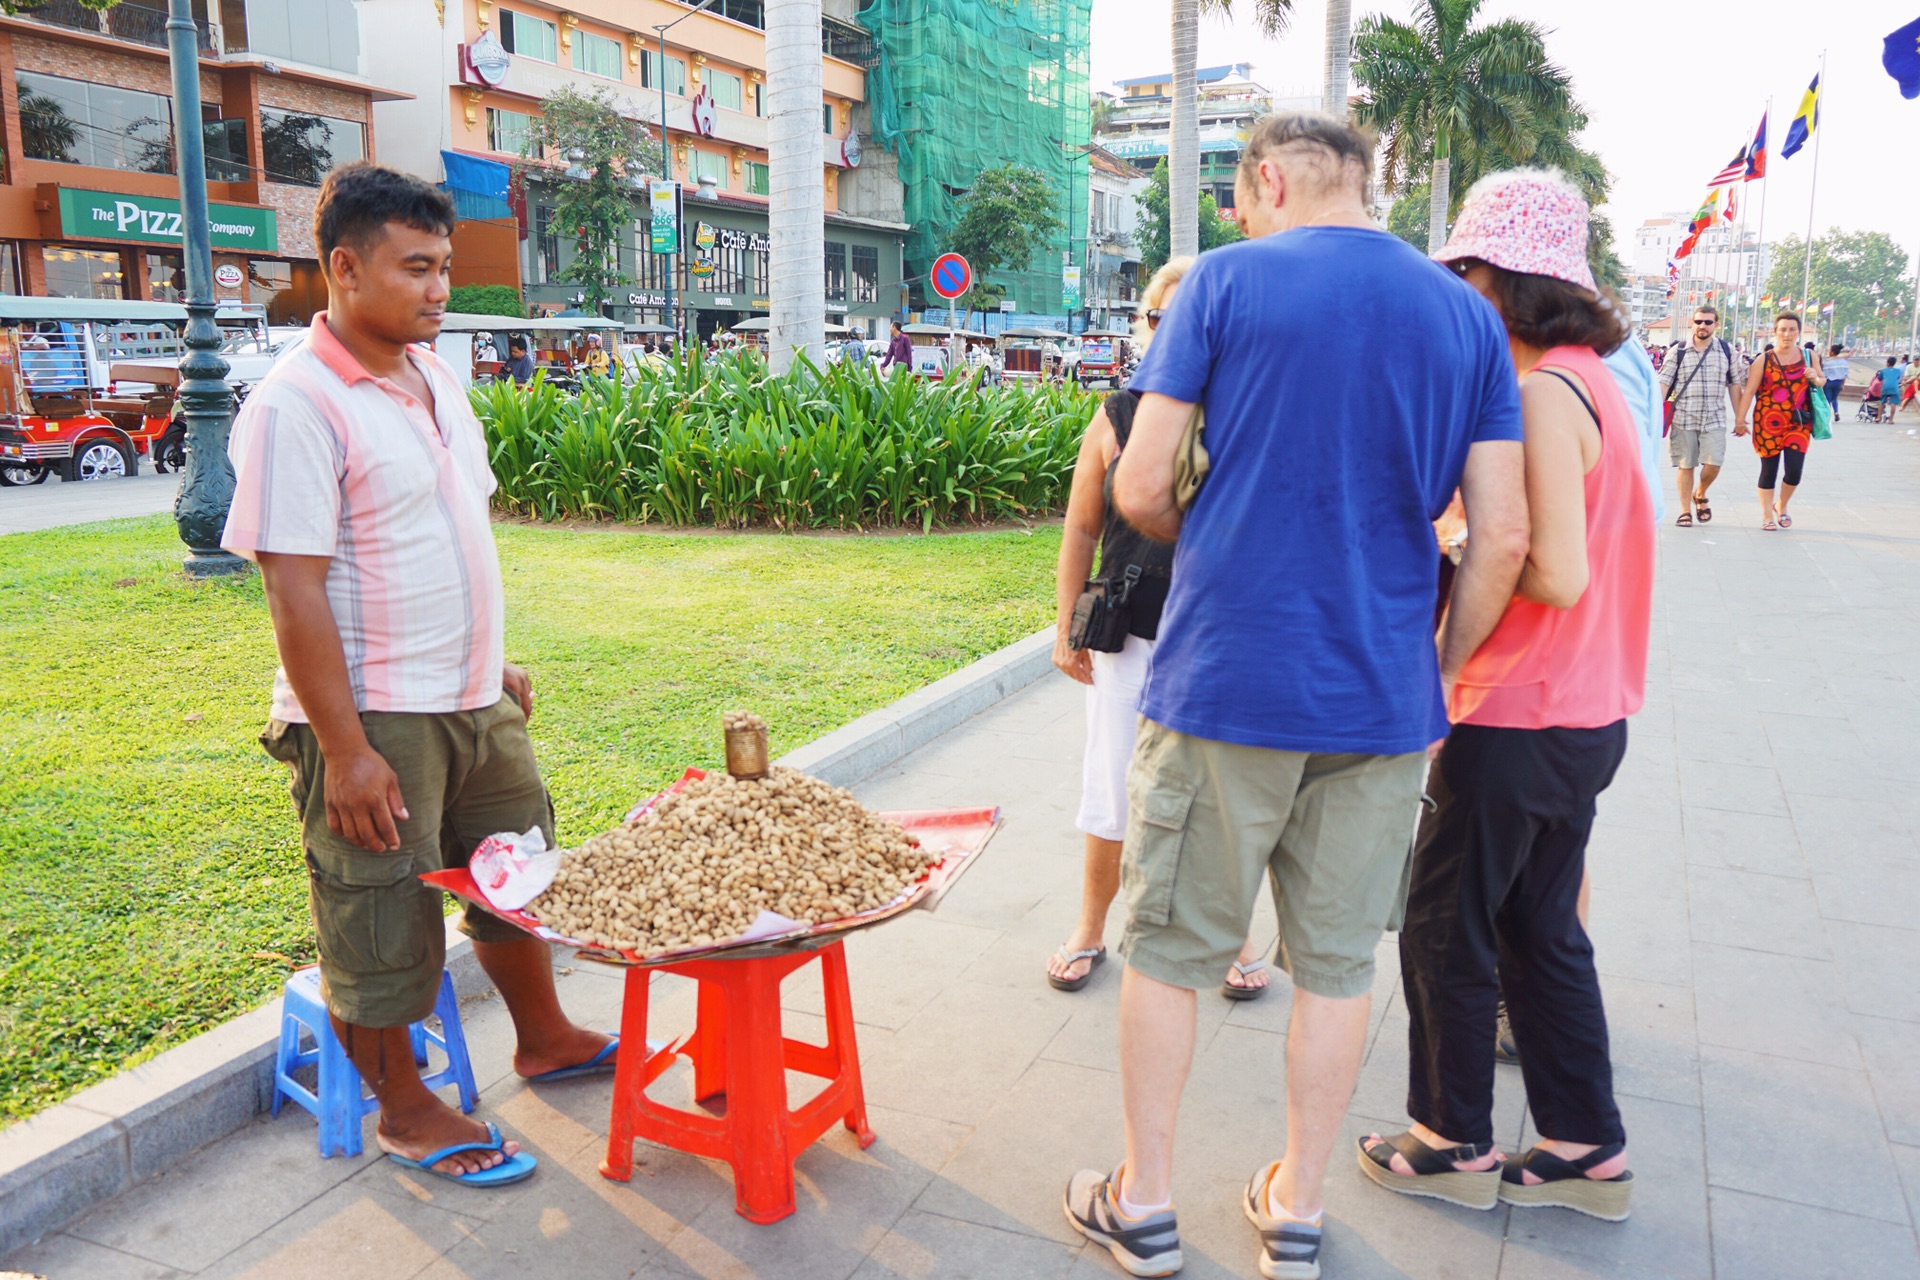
{"left": 930, "top": 253, "right": 972, "bottom": 301}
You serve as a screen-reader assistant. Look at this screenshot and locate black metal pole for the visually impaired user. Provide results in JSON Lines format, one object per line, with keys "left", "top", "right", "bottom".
{"left": 167, "top": 0, "right": 243, "bottom": 576}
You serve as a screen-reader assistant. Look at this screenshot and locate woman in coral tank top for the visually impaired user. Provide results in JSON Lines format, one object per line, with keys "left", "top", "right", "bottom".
{"left": 1357, "top": 171, "right": 1654, "bottom": 1225}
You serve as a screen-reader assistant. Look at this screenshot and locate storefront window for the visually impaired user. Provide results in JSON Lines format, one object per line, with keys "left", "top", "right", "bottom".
{"left": 17, "top": 71, "right": 173, "bottom": 174}
{"left": 824, "top": 241, "right": 846, "bottom": 304}
{"left": 261, "top": 107, "right": 366, "bottom": 188}
{"left": 0, "top": 244, "right": 19, "bottom": 296}
{"left": 42, "top": 246, "right": 125, "bottom": 299}
{"left": 247, "top": 258, "right": 290, "bottom": 312}
{"left": 851, "top": 244, "right": 878, "bottom": 304}
{"left": 146, "top": 251, "right": 185, "bottom": 302}
{"left": 532, "top": 206, "right": 562, "bottom": 284}
{"left": 744, "top": 162, "right": 769, "bottom": 196}
{"left": 248, "top": 260, "right": 324, "bottom": 325}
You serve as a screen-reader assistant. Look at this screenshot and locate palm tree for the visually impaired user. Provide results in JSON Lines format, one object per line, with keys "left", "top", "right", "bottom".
{"left": 1322, "top": 0, "right": 1351, "bottom": 119}
{"left": 766, "top": 0, "right": 823, "bottom": 372}
{"left": 1168, "top": 0, "right": 1291, "bottom": 258}
{"left": 1351, "top": 0, "right": 1572, "bottom": 253}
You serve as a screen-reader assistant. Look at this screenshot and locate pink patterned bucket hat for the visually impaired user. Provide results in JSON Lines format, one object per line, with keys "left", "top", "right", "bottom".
{"left": 1433, "top": 168, "right": 1597, "bottom": 294}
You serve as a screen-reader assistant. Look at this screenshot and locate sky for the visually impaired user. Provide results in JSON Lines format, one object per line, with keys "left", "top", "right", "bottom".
{"left": 1090, "top": 0, "right": 1920, "bottom": 280}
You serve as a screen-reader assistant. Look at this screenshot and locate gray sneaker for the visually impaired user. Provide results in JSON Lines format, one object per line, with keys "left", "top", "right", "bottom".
{"left": 1495, "top": 999, "right": 1520, "bottom": 1065}
{"left": 1063, "top": 1168, "right": 1183, "bottom": 1277}
{"left": 1243, "top": 1161, "right": 1322, "bottom": 1280}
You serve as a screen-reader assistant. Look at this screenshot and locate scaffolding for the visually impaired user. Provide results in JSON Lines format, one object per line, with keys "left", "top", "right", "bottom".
{"left": 856, "top": 0, "right": 1092, "bottom": 315}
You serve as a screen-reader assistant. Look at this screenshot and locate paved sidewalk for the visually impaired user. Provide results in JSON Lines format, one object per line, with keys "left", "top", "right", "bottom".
{"left": 0, "top": 472, "right": 180, "bottom": 536}
{"left": 7, "top": 422, "right": 1919, "bottom": 1279}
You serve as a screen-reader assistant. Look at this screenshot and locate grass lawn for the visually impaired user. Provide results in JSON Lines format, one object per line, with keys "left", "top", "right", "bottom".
{"left": 0, "top": 514, "right": 1061, "bottom": 1123}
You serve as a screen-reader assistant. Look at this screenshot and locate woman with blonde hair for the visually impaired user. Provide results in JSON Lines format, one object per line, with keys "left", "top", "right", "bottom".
{"left": 1044, "top": 256, "right": 1269, "bottom": 999}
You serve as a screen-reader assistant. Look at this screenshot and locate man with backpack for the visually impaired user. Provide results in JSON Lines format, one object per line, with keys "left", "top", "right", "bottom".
{"left": 1659, "top": 305, "right": 1747, "bottom": 527}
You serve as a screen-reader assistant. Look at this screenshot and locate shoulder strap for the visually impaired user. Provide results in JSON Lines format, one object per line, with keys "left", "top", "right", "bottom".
{"left": 1534, "top": 367, "right": 1602, "bottom": 432}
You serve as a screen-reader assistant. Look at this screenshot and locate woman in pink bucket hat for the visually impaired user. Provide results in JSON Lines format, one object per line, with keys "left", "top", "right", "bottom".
{"left": 1358, "top": 169, "right": 1653, "bottom": 1224}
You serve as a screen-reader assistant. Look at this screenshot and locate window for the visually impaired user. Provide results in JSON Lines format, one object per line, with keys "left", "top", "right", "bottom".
{"left": 692, "top": 149, "right": 726, "bottom": 189}
{"left": 744, "top": 161, "right": 769, "bottom": 196}
{"left": 532, "top": 205, "right": 562, "bottom": 284}
{"left": 146, "top": 251, "right": 185, "bottom": 302}
{"left": 261, "top": 107, "right": 366, "bottom": 187}
{"left": 641, "top": 50, "right": 687, "bottom": 96}
{"left": 708, "top": 70, "right": 743, "bottom": 111}
{"left": 824, "top": 240, "right": 846, "bottom": 303}
{"left": 754, "top": 82, "right": 764, "bottom": 117}
{"left": 498, "top": 8, "right": 558, "bottom": 62}
{"left": 822, "top": 103, "right": 835, "bottom": 135}
{"left": 17, "top": 71, "right": 174, "bottom": 175}
{"left": 851, "top": 244, "right": 878, "bottom": 304}
{"left": 42, "top": 246, "right": 125, "bottom": 299}
{"left": 572, "top": 30, "right": 623, "bottom": 78}
{"left": 487, "top": 107, "right": 535, "bottom": 156}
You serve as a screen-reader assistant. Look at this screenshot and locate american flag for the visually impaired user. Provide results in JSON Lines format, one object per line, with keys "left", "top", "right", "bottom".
{"left": 1708, "top": 147, "right": 1748, "bottom": 188}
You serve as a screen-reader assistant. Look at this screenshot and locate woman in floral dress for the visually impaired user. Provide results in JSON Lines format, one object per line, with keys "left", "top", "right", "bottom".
{"left": 1737, "top": 313, "right": 1816, "bottom": 531}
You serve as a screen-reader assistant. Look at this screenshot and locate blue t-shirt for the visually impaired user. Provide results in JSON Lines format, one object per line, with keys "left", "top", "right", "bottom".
{"left": 1879, "top": 366, "right": 1904, "bottom": 396}
{"left": 1129, "top": 227, "right": 1524, "bottom": 755}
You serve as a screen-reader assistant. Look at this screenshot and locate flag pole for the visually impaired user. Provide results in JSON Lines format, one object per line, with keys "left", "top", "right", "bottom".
{"left": 1754, "top": 96, "right": 1771, "bottom": 349}
{"left": 1800, "top": 50, "right": 1825, "bottom": 316}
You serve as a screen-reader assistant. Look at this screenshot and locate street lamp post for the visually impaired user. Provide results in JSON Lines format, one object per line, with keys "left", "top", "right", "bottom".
{"left": 166, "top": 0, "right": 242, "bottom": 576}
{"left": 654, "top": 0, "right": 722, "bottom": 348}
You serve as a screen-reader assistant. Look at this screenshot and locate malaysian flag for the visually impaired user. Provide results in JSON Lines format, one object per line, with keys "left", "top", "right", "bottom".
{"left": 1708, "top": 146, "right": 1748, "bottom": 188}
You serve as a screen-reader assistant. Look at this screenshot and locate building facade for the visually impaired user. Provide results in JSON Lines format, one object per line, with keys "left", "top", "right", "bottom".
{"left": 1084, "top": 143, "right": 1141, "bottom": 327}
{"left": 0, "top": 0, "right": 400, "bottom": 322}
{"left": 366, "top": 0, "right": 907, "bottom": 340}
{"left": 1094, "top": 63, "right": 1315, "bottom": 210}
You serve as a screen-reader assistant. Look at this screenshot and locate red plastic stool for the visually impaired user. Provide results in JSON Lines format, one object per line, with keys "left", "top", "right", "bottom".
{"left": 599, "top": 939, "right": 875, "bottom": 1223}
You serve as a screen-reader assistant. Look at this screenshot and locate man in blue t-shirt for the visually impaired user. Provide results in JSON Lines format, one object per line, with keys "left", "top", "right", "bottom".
{"left": 1060, "top": 112, "right": 1529, "bottom": 1280}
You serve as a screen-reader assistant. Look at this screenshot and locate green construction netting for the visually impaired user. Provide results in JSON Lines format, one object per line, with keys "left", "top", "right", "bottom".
{"left": 857, "top": 0, "right": 1091, "bottom": 315}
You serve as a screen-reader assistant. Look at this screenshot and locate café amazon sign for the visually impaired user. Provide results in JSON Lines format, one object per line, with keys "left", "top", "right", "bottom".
{"left": 52, "top": 187, "right": 279, "bottom": 254}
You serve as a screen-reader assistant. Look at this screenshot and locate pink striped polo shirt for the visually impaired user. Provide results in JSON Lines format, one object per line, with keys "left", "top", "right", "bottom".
{"left": 221, "top": 313, "right": 504, "bottom": 723}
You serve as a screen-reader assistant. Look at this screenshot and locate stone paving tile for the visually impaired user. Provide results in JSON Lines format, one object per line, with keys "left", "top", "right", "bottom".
{"left": 1688, "top": 942, "right": 1860, "bottom": 1070}
{"left": 1699, "top": 1045, "right": 1910, "bottom": 1226}
{"left": 194, "top": 1181, "right": 485, "bottom": 1280}
{"left": 1678, "top": 807, "right": 1804, "bottom": 877}
{"left": 1599, "top": 976, "right": 1698, "bottom": 1110}
{"left": 0, "top": 1232, "right": 188, "bottom": 1280}
{"left": 1708, "top": 1188, "right": 1920, "bottom": 1279}
{"left": 1859, "top": 1017, "right": 1920, "bottom": 1148}
{"left": 853, "top": 1210, "right": 1081, "bottom": 1280}
{"left": 1825, "top": 919, "right": 1920, "bottom": 1024}
{"left": 1682, "top": 865, "right": 1830, "bottom": 960}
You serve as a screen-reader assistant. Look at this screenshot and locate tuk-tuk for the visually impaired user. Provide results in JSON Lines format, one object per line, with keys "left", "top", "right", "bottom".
{"left": 997, "top": 326, "right": 1069, "bottom": 386}
{"left": 901, "top": 323, "right": 955, "bottom": 379}
{"left": 1076, "top": 328, "right": 1132, "bottom": 388}
{"left": 0, "top": 297, "right": 184, "bottom": 484}
{"left": 433, "top": 313, "right": 625, "bottom": 388}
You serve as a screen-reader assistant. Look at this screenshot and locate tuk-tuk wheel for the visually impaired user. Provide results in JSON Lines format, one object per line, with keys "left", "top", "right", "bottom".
{"left": 153, "top": 424, "right": 187, "bottom": 474}
{"left": 0, "top": 464, "right": 49, "bottom": 486}
{"left": 64, "top": 437, "right": 135, "bottom": 482}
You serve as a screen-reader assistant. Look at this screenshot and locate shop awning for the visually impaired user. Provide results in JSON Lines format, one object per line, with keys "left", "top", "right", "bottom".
{"left": 441, "top": 151, "right": 512, "bottom": 221}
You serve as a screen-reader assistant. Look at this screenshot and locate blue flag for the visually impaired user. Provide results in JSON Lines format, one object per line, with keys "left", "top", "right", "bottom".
{"left": 1886, "top": 17, "right": 1920, "bottom": 99}
{"left": 1782, "top": 74, "right": 1819, "bottom": 159}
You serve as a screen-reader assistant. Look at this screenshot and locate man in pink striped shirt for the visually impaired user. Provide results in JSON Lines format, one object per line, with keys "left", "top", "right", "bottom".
{"left": 224, "top": 164, "right": 612, "bottom": 1186}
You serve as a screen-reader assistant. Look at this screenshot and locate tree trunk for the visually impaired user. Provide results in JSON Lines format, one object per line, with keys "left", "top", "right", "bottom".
{"left": 768, "top": 0, "right": 824, "bottom": 373}
{"left": 1169, "top": 0, "right": 1199, "bottom": 259}
{"left": 1426, "top": 150, "right": 1450, "bottom": 255}
{"left": 1321, "top": 0, "right": 1351, "bottom": 119}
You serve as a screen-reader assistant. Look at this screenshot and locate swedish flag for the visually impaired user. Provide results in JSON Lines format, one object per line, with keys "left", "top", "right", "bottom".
{"left": 1884, "top": 17, "right": 1920, "bottom": 99}
{"left": 1782, "top": 74, "right": 1819, "bottom": 159}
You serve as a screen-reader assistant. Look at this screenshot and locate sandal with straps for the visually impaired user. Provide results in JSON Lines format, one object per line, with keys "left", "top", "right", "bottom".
{"left": 1693, "top": 495, "right": 1712, "bottom": 523}
{"left": 1499, "top": 1142, "right": 1633, "bottom": 1221}
{"left": 1356, "top": 1131, "right": 1502, "bottom": 1210}
{"left": 1674, "top": 511, "right": 1693, "bottom": 527}
{"left": 1047, "top": 944, "right": 1106, "bottom": 992}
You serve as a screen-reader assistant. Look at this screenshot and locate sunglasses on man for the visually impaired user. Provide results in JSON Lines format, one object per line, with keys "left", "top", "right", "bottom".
{"left": 1694, "top": 318, "right": 1717, "bottom": 327}
{"left": 1146, "top": 309, "right": 1166, "bottom": 328}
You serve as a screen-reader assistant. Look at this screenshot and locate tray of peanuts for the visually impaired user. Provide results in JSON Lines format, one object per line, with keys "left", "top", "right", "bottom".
{"left": 421, "top": 711, "right": 1001, "bottom": 968}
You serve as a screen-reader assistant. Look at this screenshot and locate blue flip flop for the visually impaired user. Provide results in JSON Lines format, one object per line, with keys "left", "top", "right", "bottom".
{"left": 526, "top": 1033, "right": 621, "bottom": 1084}
{"left": 385, "top": 1121, "right": 537, "bottom": 1187}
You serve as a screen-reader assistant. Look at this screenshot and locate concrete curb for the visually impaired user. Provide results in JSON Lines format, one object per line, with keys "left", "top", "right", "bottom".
{"left": 0, "top": 627, "right": 1057, "bottom": 1254}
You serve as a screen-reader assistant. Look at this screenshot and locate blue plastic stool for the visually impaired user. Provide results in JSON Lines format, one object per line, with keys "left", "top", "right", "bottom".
{"left": 272, "top": 967, "right": 478, "bottom": 1158}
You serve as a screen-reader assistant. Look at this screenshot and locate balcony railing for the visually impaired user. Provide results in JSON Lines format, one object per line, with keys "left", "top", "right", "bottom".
{"left": 661, "top": 0, "right": 875, "bottom": 68}
{"left": 16, "top": 0, "right": 216, "bottom": 53}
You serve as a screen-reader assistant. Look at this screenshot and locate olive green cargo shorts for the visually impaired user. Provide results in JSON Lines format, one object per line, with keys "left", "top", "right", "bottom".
{"left": 261, "top": 692, "right": 553, "bottom": 1028}
{"left": 1118, "top": 718, "right": 1427, "bottom": 998}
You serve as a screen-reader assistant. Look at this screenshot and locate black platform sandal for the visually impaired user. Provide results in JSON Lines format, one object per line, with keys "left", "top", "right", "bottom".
{"left": 1356, "top": 1131, "right": 1501, "bottom": 1210}
{"left": 1499, "top": 1142, "right": 1633, "bottom": 1221}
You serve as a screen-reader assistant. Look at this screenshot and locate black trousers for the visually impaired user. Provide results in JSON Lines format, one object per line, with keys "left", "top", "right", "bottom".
{"left": 1400, "top": 720, "right": 1629, "bottom": 1146}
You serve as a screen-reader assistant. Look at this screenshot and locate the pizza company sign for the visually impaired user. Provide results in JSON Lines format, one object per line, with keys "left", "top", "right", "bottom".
{"left": 56, "top": 188, "right": 280, "bottom": 253}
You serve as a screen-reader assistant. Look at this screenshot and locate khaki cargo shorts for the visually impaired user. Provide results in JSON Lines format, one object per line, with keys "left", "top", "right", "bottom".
{"left": 262, "top": 691, "right": 553, "bottom": 1027}
{"left": 1118, "top": 718, "right": 1426, "bottom": 998}
{"left": 1668, "top": 424, "right": 1726, "bottom": 468}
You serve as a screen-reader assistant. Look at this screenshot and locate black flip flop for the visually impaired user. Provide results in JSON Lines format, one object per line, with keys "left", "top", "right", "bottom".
{"left": 1047, "top": 945, "right": 1105, "bottom": 992}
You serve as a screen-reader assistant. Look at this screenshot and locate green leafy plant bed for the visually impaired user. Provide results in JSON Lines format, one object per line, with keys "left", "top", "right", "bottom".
{"left": 0, "top": 515, "right": 1060, "bottom": 1123}
{"left": 476, "top": 355, "right": 1096, "bottom": 530}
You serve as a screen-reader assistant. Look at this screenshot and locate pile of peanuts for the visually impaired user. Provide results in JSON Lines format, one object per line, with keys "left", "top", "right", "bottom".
{"left": 525, "top": 766, "right": 935, "bottom": 955}
{"left": 723, "top": 710, "right": 767, "bottom": 733}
